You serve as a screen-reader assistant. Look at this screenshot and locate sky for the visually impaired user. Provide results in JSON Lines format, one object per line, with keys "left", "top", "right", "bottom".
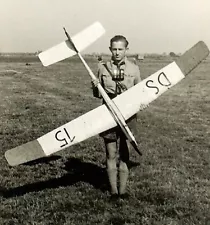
{"left": 0, "top": 0, "right": 210, "bottom": 54}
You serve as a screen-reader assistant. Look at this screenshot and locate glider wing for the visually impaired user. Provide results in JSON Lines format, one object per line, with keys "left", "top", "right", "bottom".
{"left": 5, "top": 41, "right": 209, "bottom": 166}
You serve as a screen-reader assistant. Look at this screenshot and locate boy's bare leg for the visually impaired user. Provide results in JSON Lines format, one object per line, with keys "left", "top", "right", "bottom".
{"left": 104, "top": 140, "right": 118, "bottom": 195}
{"left": 119, "top": 161, "right": 129, "bottom": 195}
{"left": 119, "top": 137, "right": 129, "bottom": 195}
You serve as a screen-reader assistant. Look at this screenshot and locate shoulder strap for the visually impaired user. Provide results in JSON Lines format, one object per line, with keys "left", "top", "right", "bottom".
{"left": 102, "top": 62, "right": 127, "bottom": 92}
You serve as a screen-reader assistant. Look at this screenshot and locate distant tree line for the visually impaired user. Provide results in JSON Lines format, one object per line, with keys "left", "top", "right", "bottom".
{"left": 0, "top": 51, "right": 182, "bottom": 64}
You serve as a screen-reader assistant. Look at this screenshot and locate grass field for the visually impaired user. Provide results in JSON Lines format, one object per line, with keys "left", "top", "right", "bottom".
{"left": 0, "top": 56, "right": 210, "bottom": 225}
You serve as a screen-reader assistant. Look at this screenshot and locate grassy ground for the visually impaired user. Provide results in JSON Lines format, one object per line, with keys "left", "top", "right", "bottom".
{"left": 0, "top": 56, "right": 210, "bottom": 225}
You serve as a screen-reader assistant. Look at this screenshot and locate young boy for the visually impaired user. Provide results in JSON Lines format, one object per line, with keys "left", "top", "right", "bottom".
{"left": 92, "top": 35, "right": 141, "bottom": 199}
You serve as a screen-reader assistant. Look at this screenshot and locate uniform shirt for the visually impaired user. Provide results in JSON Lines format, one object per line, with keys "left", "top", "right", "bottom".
{"left": 94, "top": 57, "right": 141, "bottom": 98}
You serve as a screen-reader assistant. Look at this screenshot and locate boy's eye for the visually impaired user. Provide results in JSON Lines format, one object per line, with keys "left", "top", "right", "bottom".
{"left": 112, "top": 48, "right": 123, "bottom": 51}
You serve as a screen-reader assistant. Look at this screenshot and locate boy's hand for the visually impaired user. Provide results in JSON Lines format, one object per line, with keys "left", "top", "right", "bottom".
{"left": 139, "top": 103, "right": 149, "bottom": 111}
{"left": 91, "top": 79, "right": 100, "bottom": 87}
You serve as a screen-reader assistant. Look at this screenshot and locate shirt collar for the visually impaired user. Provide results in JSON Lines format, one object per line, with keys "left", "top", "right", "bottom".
{"left": 111, "top": 57, "right": 127, "bottom": 67}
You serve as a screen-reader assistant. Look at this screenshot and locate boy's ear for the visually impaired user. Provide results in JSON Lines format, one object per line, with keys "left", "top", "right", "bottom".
{"left": 109, "top": 46, "right": 112, "bottom": 52}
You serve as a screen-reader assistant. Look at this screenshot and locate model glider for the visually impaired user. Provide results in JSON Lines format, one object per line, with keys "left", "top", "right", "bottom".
{"left": 39, "top": 21, "right": 141, "bottom": 155}
{"left": 62, "top": 26, "right": 141, "bottom": 156}
{"left": 5, "top": 39, "right": 209, "bottom": 166}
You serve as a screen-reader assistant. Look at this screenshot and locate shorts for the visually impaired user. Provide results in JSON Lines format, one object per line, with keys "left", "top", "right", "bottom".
{"left": 100, "top": 114, "right": 138, "bottom": 141}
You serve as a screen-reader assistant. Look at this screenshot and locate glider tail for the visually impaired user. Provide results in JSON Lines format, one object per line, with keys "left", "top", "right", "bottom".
{"left": 38, "top": 21, "right": 105, "bottom": 66}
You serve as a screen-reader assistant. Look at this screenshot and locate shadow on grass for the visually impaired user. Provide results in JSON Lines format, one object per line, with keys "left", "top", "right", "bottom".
{"left": 2, "top": 157, "right": 141, "bottom": 198}
{"left": 23, "top": 155, "right": 62, "bottom": 166}
{"left": 127, "top": 160, "right": 140, "bottom": 169}
{"left": 2, "top": 157, "right": 109, "bottom": 198}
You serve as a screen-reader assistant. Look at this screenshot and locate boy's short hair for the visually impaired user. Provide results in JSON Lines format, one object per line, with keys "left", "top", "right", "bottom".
{"left": 110, "top": 35, "right": 129, "bottom": 48}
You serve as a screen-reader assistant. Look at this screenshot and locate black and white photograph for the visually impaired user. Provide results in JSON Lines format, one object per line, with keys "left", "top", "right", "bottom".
{"left": 0, "top": 0, "right": 209, "bottom": 224}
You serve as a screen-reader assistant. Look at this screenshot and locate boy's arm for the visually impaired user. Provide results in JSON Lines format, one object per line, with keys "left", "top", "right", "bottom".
{"left": 134, "top": 65, "right": 141, "bottom": 85}
{"left": 92, "top": 63, "right": 103, "bottom": 98}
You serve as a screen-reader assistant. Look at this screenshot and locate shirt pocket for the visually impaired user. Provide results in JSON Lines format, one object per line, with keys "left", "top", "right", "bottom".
{"left": 101, "top": 73, "right": 115, "bottom": 89}
{"left": 124, "top": 73, "right": 135, "bottom": 88}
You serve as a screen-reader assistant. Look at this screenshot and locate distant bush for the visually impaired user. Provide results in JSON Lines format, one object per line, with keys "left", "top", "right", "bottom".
{"left": 169, "top": 52, "right": 178, "bottom": 57}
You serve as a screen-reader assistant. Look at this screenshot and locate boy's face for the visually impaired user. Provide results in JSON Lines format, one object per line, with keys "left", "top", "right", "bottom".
{"left": 109, "top": 41, "right": 128, "bottom": 62}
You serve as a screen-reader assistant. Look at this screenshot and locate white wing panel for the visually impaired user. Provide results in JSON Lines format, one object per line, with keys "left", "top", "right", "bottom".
{"left": 38, "top": 22, "right": 105, "bottom": 66}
